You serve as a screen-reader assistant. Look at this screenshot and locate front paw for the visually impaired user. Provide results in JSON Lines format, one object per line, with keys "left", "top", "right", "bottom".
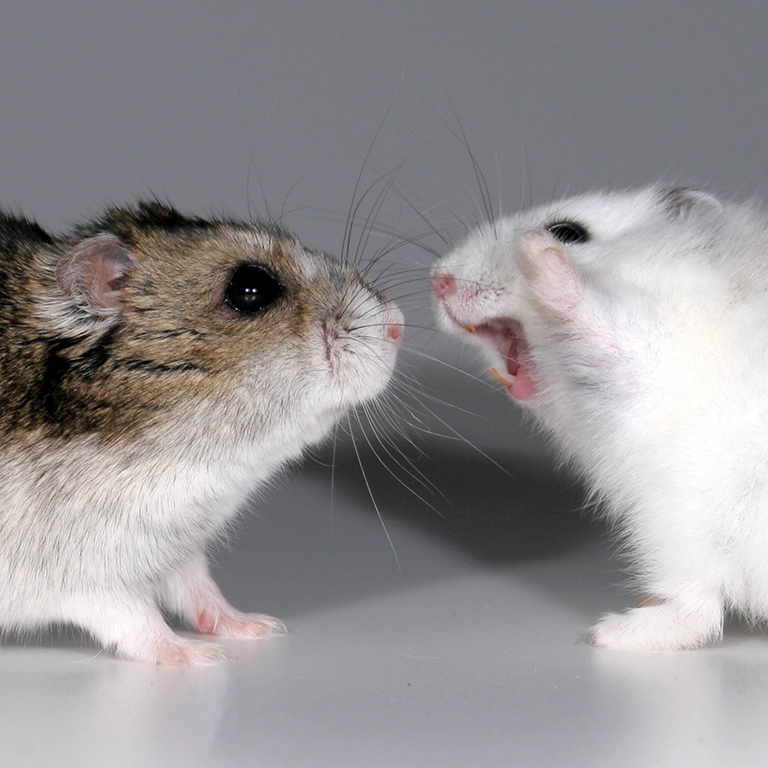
{"left": 196, "top": 609, "right": 287, "bottom": 639}
{"left": 589, "top": 600, "right": 723, "bottom": 651}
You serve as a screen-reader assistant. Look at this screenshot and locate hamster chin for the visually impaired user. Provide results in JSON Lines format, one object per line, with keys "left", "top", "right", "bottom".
{"left": 432, "top": 184, "right": 768, "bottom": 651}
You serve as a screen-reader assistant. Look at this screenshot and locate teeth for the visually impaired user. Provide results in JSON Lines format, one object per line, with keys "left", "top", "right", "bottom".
{"left": 489, "top": 368, "right": 516, "bottom": 387}
{"left": 464, "top": 325, "right": 475, "bottom": 333}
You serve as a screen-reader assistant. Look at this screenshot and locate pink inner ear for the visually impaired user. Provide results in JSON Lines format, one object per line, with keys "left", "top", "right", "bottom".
{"left": 56, "top": 234, "right": 135, "bottom": 314}
{"left": 516, "top": 231, "right": 583, "bottom": 320}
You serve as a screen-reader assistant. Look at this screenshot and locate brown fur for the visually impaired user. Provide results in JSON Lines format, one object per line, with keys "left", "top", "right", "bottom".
{"left": 0, "top": 202, "right": 364, "bottom": 441}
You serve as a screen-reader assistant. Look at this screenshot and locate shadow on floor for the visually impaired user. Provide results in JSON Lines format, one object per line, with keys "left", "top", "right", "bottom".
{"left": 203, "top": 429, "right": 621, "bottom": 621}
{"left": 303, "top": 437, "right": 602, "bottom": 566}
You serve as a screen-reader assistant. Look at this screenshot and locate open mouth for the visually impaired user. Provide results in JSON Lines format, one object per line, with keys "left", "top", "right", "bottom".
{"left": 467, "top": 318, "right": 537, "bottom": 401}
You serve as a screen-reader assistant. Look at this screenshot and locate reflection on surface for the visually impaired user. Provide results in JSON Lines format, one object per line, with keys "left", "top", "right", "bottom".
{"left": 590, "top": 638, "right": 768, "bottom": 767}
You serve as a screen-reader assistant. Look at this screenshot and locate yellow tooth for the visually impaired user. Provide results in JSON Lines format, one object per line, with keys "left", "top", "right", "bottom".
{"left": 465, "top": 325, "right": 475, "bottom": 333}
{"left": 489, "top": 368, "right": 516, "bottom": 387}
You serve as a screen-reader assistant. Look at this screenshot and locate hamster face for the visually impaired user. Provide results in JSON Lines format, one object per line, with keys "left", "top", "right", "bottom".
{"left": 24, "top": 208, "right": 402, "bottom": 442}
{"left": 432, "top": 186, "right": 727, "bottom": 404}
{"left": 0, "top": 202, "right": 402, "bottom": 664}
{"left": 433, "top": 184, "right": 768, "bottom": 651}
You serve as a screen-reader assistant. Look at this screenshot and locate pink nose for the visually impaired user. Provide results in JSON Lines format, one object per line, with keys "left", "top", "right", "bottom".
{"left": 387, "top": 322, "right": 403, "bottom": 344}
{"left": 431, "top": 272, "right": 456, "bottom": 298}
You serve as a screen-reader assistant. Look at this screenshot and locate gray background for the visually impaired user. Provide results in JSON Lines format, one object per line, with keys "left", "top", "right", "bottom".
{"left": 3, "top": 1, "right": 768, "bottom": 767}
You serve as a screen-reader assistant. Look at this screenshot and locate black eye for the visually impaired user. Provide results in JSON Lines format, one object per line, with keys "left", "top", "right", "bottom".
{"left": 225, "top": 264, "right": 283, "bottom": 314}
{"left": 545, "top": 220, "right": 590, "bottom": 244}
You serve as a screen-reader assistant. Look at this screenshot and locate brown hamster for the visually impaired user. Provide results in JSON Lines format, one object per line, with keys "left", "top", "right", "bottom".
{"left": 0, "top": 202, "right": 403, "bottom": 664}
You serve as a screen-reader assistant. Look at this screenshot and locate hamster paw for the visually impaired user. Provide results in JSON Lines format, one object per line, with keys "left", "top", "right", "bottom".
{"left": 589, "top": 598, "right": 723, "bottom": 651}
{"left": 159, "top": 556, "right": 287, "bottom": 640}
{"left": 196, "top": 608, "right": 287, "bottom": 639}
{"left": 115, "top": 633, "right": 233, "bottom": 665}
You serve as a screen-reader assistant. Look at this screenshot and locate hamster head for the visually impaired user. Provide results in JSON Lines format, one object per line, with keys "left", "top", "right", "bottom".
{"left": 14, "top": 201, "right": 403, "bottom": 449}
{"left": 431, "top": 185, "right": 726, "bottom": 406}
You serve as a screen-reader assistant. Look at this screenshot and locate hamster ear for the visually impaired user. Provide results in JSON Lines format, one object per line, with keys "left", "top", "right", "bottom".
{"left": 516, "top": 231, "right": 582, "bottom": 321}
{"left": 659, "top": 186, "right": 723, "bottom": 220}
{"left": 56, "top": 234, "right": 136, "bottom": 315}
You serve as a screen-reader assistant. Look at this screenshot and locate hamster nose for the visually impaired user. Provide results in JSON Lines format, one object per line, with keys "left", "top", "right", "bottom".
{"left": 385, "top": 305, "right": 404, "bottom": 345}
{"left": 386, "top": 322, "right": 403, "bottom": 344}
{"left": 431, "top": 272, "right": 457, "bottom": 298}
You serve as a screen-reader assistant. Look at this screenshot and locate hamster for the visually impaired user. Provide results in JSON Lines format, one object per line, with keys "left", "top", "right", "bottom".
{"left": 432, "top": 184, "right": 768, "bottom": 650}
{"left": 0, "top": 201, "right": 403, "bottom": 664}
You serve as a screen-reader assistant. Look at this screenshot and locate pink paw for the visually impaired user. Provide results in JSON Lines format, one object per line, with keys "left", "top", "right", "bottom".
{"left": 118, "top": 635, "right": 232, "bottom": 665}
{"left": 196, "top": 610, "right": 287, "bottom": 639}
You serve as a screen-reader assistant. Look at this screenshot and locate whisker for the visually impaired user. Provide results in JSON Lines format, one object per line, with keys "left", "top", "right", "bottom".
{"left": 347, "top": 412, "right": 402, "bottom": 576}
{"left": 355, "top": 402, "right": 445, "bottom": 512}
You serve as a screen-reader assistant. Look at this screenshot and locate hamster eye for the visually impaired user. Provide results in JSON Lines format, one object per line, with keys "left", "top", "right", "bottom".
{"left": 225, "top": 264, "right": 283, "bottom": 314}
{"left": 545, "top": 221, "right": 590, "bottom": 244}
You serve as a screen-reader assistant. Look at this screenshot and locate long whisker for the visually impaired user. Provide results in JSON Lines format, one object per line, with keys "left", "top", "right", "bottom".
{"left": 347, "top": 412, "right": 402, "bottom": 576}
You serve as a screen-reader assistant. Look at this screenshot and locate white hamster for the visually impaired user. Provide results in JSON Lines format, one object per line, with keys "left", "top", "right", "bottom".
{"left": 0, "top": 202, "right": 403, "bottom": 664}
{"left": 432, "top": 184, "right": 768, "bottom": 650}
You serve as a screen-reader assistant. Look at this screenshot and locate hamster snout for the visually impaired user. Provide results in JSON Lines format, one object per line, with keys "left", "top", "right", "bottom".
{"left": 432, "top": 184, "right": 768, "bottom": 651}
{"left": 431, "top": 272, "right": 457, "bottom": 299}
{"left": 0, "top": 201, "right": 402, "bottom": 664}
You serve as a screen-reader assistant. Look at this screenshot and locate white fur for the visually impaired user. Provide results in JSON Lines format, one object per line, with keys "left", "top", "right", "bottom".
{"left": 432, "top": 184, "right": 768, "bottom": 650}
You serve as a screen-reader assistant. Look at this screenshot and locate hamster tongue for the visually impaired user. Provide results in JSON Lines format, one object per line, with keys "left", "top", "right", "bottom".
{"left": 489, "top": 365, "right": 537, "bottom": 400}
{"left": 471, "top": 319, "right": 537, "bottom": 401}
